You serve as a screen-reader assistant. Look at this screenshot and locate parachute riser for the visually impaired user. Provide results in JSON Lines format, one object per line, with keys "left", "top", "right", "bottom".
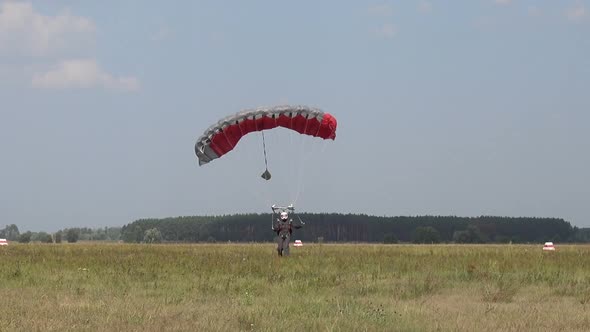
{"left": 260, "top": 131, "right": 271, "bottom": 180}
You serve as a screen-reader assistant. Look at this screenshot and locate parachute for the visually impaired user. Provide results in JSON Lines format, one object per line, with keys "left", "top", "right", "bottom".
{"left": 194, "top": 105, "right": 337, "bottom": 166}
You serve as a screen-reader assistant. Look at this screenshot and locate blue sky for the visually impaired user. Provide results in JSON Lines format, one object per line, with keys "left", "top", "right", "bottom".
{"left": 1, "top": 1, "right": 588, "bottom": 231}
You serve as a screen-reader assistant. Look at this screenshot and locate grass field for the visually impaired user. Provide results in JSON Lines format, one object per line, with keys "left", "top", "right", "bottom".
{"left": 1, "top": 243, "right": 590, "bottom": 331}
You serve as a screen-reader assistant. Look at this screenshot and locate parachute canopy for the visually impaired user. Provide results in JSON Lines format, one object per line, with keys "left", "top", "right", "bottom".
{"left": 195, "top": 105, "right": 337, "bottom": 166}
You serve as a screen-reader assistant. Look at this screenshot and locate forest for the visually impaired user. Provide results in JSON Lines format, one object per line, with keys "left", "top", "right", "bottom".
{"left": 119, "top": 214, "right": 590, "bottom": 244}
{"left": 3, "top": 214, "right": 589, "bottom": 244}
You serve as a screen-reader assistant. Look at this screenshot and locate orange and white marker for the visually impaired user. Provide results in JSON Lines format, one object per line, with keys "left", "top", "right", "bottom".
{"left": 294, "top": 240, "right": 303, "bottom": 247}
{"left": 543, "top": 242, "right": 555, "bottom": 251}
{"left": 0, "top": 239, "right": 7, "bottom": 246}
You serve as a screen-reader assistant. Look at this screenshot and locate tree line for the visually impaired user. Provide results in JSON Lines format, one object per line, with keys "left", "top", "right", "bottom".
{"left": 0, "top": 225, "right": 121, "bottom": 243}
{"left": 3, "top": 215, "right": 589, "bottom": 244}
{"left": 119, "top": 214, "right": 590, "bottom": 244}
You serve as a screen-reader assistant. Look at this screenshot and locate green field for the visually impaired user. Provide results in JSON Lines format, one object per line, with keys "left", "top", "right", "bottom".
{"left": 1, "top": 243, "right": 589, "bottom": 331}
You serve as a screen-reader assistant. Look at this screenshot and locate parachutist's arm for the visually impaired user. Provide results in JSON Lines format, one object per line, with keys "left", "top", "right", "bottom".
{"left": 294, "top": 214, "right": 305, "bottom": 227}
{"left": 289, "top": 219, "right": 303, "bottom": 229}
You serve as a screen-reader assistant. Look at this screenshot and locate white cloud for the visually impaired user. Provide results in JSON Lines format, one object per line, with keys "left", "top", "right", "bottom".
{"left": 375, "top": 23, "right": 396, "bottom": 38}
{"left": 565, "top": 3, "right": 587, "bottom": 21}
{"left": 418, "top": 1, "right": 433, "bottom": 13}
{"left": 0, "top": 2, "right": 95, "bottom": 56}
{"left": 368, "top": 4, "right": 393, "bottom": 17}
{"left": 0, "top": 3, "right": 138, "bottom": 93}
{"left": 32, "top": 59, "right": 140, "bottom": 92}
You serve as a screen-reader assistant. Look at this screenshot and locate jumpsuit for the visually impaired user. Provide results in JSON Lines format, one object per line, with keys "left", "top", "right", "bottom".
{"left": 273, "top": 219, "right": 301, "bottom": 256}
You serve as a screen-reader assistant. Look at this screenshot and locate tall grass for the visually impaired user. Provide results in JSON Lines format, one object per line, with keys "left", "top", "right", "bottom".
{"left": 1, "top": 243, "right": 589, "bottom": 331}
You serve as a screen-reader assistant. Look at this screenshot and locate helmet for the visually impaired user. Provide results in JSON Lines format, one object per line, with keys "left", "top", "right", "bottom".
{"left": 280, "top": 212, "right": 288, "bottom": 221}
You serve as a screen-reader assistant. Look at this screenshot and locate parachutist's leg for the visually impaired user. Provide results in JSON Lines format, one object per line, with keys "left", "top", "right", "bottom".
{"left": 284, "top": 237, "right": 290, "bottom": 256}
{"left": 276, "top": 236, "right": 283, "bottom": 256}
{"left": 277, "top": 235, "right": 289, "bottom": 256}
{"left": 277, "top": 236, "right": 290, "bottom": 257}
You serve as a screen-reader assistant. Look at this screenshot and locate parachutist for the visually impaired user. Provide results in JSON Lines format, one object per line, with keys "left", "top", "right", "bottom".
{"left": 271, "top": 205, "right": 303, "bottom": 256}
